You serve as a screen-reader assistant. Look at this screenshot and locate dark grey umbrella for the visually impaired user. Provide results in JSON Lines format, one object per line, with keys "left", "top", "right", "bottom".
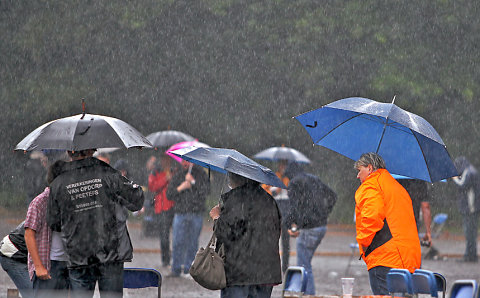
{"left": 169, "top": 146, "right": 286, "bottom": 188}
{"left": 146, "top": 130, "right": 195, "bottom": 148}
{"left": 15, "top": 113, "right": 152, "bottom": 151}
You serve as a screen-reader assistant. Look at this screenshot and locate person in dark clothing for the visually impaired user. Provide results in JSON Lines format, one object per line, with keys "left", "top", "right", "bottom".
{"left": 47, "top": 149, "right": 145, "bottom": 297}
{"left": 283, "top": 162, "right": 337, "bottom": 296}
{"left": 397, "top": 179, "right": 441, "bottom": 259}
{"left": 166, "top": 160, "right": 210, "bottom": 277}
{"left": 453, "top": 156, "right": 480, "bottom": 262}
{"left": 209, "top": 172, "right": 282, "bottom": 298}
{"left": 0, "top": 221, "right": 32, "bottom": 298}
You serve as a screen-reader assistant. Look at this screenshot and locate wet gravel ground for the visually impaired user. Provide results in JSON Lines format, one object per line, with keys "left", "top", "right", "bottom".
{"left": 1, "top": 213, "right": 479, "bottom": 298}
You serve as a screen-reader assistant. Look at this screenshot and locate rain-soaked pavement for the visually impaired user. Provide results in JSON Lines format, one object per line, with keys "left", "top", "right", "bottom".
{"left": 1, "top": 210, "right": 479, "bottom": 298}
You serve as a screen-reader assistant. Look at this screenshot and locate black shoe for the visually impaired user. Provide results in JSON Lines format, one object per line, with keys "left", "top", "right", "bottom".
{"left": 456, "top": 257, "right": 478, "bottom": 263}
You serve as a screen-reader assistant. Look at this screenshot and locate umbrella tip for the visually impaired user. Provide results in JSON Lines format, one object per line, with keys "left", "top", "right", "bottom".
{"left": 391, "top": 95, "right": 396, "bottom": 105}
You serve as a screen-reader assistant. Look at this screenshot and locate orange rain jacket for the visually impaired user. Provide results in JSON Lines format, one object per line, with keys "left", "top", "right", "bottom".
{"left": 355, "top": 168, "right": 421, "bottom": 272}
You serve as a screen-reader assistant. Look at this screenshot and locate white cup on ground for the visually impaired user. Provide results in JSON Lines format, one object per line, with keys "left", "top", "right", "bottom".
{"left": 341, "top": 277, "right": 354, "bottom": 297}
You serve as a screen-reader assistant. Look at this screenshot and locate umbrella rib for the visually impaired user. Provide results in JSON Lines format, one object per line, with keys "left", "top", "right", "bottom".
{"left": 313, "top": 112, "right": 364, "bottom": 144}
{"left": 375, "top": 103, "right": 396, "bottom": 153}
{"left": 410, "top": 130, "right": 433, "bottom": 181}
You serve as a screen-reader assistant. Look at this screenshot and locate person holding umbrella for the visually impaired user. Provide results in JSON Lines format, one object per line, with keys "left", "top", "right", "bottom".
{"left": 354, "top": 153, "right": 421, "bottom": 295}
{"left": 166, "top": 160, "right": 210, "bottom": 277}
{"left": 46, "top": 149, "right": 145, "bottom": 297}
{"left": 209, "top": 172, "right": 282, "bottom": 298}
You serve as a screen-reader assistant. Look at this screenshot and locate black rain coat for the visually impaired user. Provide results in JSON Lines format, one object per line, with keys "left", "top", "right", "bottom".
{"left": 214, "top": 181, "right": 282, "bottom": 286}
{"left": 47, "top": 157, "right": 144, "bottom": 268}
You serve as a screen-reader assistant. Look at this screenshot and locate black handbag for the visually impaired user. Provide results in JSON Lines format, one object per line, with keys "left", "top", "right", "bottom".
{"left": 189, "top": 233, "right": 226, "bottom": 290}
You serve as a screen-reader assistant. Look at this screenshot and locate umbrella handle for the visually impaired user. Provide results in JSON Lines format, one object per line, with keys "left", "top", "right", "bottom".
{"left": 81, "top": 98, "right": 86, "bottom": 119}
{"left": 188, "top": 163, "right": 193, "bottom": 174}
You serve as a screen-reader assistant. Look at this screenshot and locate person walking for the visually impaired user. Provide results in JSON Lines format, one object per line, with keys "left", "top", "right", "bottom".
{"left": 283, "top": 162, "right": 337, "bottom": 296}
{"left": 453, "top": 156, "right": 480, "bottom": 262}
{"left": 148, "top": 155, "right": 175, "bottom": 267}
{"left": 354, "top": 153, "right": 421, "bottom": 295}
{"left": 209, "top": 172, "right": 282, "bottom": 298}
{"left": 0, "top": 221, "right": 32, "bottom": 298}
{"left": 166, "top": 160, "right": 210, "bottom": 277}
{"left": 46, "top": 149, "right": 145, "bottom": 297}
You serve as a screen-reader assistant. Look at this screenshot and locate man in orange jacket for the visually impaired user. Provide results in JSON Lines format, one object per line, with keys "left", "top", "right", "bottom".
{"left": 354, "top": 153, "right": 421, "bottom": 295}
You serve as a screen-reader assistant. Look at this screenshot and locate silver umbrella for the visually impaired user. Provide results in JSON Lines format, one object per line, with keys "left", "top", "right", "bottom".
{"left": 146, "top": 130, "right": 195, "bottom": 148}
{"left": 253, "top": 146, "right": 311, "bottom": 164}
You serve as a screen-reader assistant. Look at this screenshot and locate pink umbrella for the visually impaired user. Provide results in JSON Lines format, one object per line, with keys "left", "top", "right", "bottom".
{"left": 165, "top": 140, "right": 210, "bottom": 163}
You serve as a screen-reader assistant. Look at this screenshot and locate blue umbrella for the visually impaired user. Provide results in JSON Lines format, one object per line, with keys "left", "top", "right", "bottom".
{"left": 294, "top": 97, "right": 458, "bottom": 182}
{"left": 169, "top": 146, "right": 286, "bottom": 188}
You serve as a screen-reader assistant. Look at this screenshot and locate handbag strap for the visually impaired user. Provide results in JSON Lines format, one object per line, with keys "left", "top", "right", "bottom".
{"left": 208, "top": 233, "right": 217, "bottom": 249}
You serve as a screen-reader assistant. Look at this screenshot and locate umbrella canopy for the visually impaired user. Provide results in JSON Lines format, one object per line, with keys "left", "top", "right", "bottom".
{"left": 15, "top": 113, "right": 152, "bottom": 151}
{"left": 294, "top": 97, "right": 458, "bottom": 182}
{"left": 253, "top": 146, "right": 311, "bottom": 164}
{"left": 169, "top": 146, "right": 286, "bottom": 188}
{"left": 146, "top": 130, "right": 195, "bottom": 148}
{"left": 165, "top": 140, "right": 210, "bottom": 163}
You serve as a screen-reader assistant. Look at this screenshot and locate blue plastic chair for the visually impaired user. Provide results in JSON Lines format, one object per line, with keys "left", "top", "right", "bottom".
{"left": 387, "top": 268, "right": 414, "bottom": 297}
{"left": 282, "top": 266, "right": 308, "bottom": 297}
{"left": 448, "top": 280, "right": 478, "bottom": 298}
{"left": 434, "top": 272, "right": 447, "bottom": 298}
{"left": 413, "top": 269, "right": 438, "bottom": 297}
{"left": 124, "top": 267, "right": 162, "bottom": 298}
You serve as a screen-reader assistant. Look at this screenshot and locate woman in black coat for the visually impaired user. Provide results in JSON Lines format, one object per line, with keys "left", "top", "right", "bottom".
{"left": 209, "top": 172, "right": 282, "bottom": 298}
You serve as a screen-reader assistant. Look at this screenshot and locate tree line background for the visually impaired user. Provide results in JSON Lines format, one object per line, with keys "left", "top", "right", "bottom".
{"left": 1, "top": 0, "right": 479, "bottom": 225}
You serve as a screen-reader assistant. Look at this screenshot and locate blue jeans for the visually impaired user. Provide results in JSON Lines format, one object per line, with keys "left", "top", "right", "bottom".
{"left": 0, "top": 255, "right": 33, "bottom": 298}
{"left": 68, "top": 262, "right": 124, "bottom": 298}
{"left": 33, "top": 260, "right": 70, "bottom": 298}
{"left": 296, "top": 226, "right": 326, "bottom": 295}
{"left": 171, "top": 213, "right": 203, "bottom": 275}
{"left": 368, "top": 266, "right": 391, "bottom": 295}
{"left": 221, "top": 285, "right": 273, "bottom": 298}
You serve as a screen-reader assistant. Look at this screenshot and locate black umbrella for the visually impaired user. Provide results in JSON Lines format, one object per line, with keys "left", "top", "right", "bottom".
{"left": 146, "top": 130, "right": 195, "bottom": 148}
{"left": 15, "top": 113, "right": 152, "bottom": 151}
